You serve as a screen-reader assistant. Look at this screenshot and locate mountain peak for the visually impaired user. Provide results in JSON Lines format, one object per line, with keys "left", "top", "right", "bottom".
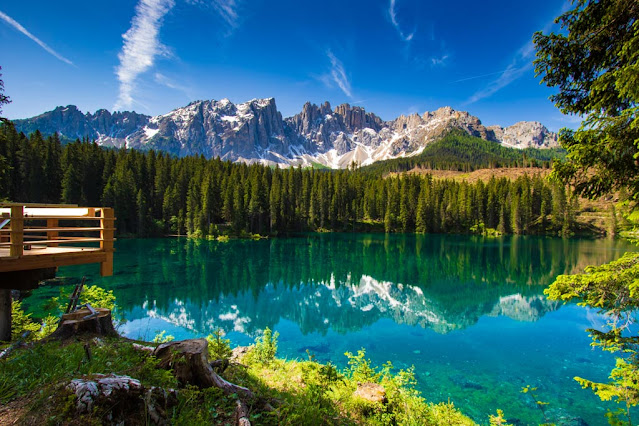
{"left": 13, "top": 98, "right": 559, "bottom": 168}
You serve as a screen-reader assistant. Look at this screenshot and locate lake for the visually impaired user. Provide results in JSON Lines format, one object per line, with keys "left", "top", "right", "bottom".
{"left": 26, "top": 234, "right": 637, "bottom": 424}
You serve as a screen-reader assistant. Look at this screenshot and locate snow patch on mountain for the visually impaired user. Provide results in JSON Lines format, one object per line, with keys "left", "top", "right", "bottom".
{"left": 13, "top": 98, "right": 559, "bottom": 169}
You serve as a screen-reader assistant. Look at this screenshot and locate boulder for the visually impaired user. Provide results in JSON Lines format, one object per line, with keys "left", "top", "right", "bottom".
{"left": 353, "top": 382, "right": 387, "bottom": 404}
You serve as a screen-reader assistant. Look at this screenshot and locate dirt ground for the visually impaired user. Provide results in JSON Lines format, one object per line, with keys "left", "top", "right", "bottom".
{"left": 392, "top": 167, "right": 551, "bottom": 182}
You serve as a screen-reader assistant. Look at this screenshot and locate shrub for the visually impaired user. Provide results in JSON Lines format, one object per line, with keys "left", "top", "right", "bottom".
{"left": 206, "top": 328, "right": 232, "bottom": 361}
{"left": 246, "top": 327, "right": 278, "bottom": 364}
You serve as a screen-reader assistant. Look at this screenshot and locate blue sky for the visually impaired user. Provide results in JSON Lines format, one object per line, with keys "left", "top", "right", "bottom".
{"left": 0, "top": 0, "right": 578, "bottom": 131}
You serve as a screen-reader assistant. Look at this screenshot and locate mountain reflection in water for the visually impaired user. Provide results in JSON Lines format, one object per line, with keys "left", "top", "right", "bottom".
{"left": 42, "top": 233, "right": 631, "bottom": 337}
{"left": 30, "top": 233, "right": 636, "bottom": 425}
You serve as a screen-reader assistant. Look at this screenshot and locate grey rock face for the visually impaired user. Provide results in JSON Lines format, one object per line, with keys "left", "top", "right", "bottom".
{"left": 13, "top": 105, "right": 150, "bottom": 147}
{"left": 13, "top": 99, "right": 559, "bottom": 168}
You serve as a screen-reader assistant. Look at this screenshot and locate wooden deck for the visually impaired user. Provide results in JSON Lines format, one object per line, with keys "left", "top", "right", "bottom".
{"left": 0, "top": 203, "right": 115, "bottom": 277}
{"left": 0, "top": 246, "right": 107, "bottom": 273}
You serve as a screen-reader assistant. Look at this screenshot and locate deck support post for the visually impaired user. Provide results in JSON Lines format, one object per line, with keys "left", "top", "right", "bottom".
{"left": 46, "top": 219, "right": 59, "bottom": 247}
{"left": 0, "top": 289, "right": 11, "bottom": 342}
{"left": 9, "top": 206, "right": 23, "bottom": 258}
{"left": 100, "top": 208, "right": 114, "bottom": 277}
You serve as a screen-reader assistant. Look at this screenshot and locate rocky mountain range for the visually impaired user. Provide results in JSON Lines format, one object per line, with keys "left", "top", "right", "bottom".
{"left": 13, "top": 98, "right": 558, "bottom": 169}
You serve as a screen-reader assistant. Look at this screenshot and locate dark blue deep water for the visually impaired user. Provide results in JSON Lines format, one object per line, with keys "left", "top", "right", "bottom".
{"left": 27, "top": 234, "right": 638, "bottom": 424}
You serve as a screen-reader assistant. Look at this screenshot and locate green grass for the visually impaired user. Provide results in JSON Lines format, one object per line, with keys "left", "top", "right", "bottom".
{"left": 0, "top": 333, "right": 478, "bottom": 425}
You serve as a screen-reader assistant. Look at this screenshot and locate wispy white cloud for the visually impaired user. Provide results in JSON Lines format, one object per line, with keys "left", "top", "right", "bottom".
{"left": 211, "top": 0, "right": 241, "bottom": 29}
{"left": 186, "top": 0, "right": 242, "bottom": 32}
{"left": 451, "top": 69, "right": 512, "bottom": 83}
{"left": 388, "top": 0, "right": 414, "bottom": 42}
{"left": 154, "top": 72, "right": 193, "bottom": 98}
{"left": 430, "top": 54, "right": 449, "bottom": 67}
{"left": 114, "top": 0, "right": 175, "bottom": 111}
{"left": 465, "top": 42, "right": 534, "bottom": 105}
{"left": 464, "top": 2, "right": 572, "bottom": 105}
{"left": 326, "top": 50, "right": 352, "bottom": 98}
{"left": 0, "top": 10, "right": 74, "bottom": 66}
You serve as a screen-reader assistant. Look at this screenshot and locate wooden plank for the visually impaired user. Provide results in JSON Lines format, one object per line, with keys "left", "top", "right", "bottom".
{"left": 0, "top": 251, "right": 107, "bottom": 273}
{"left": 10, "top": 206, "right": 23, "bottom": 257}
{"left": 0, "top": 203, "right": 79, "bottom": 208}
{"left": 0, "top": 238, "right": 105, "bottom": 247}
{"left": 20, "top": 216, "right": 103, "bottom": 220}
{"left": 0, "top": 227, "right": 115, "bottom": 233}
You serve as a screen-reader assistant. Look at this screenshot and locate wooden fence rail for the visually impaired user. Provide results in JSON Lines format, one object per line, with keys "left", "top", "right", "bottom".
{"left": 0, "top": 203, "right": 116, "bottom": 277}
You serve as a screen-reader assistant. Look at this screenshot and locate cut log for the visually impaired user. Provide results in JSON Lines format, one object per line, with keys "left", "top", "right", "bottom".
{"left": 235, "top": 399, "right": 251, "bottom": 426}
{"left": 49, "top": 307, "right": 117, "bottom": 340}
{"left": 152, "top": 339, "right": 254, "bottom": 399}
{"left": 132, "top": 343, "right": 155, "bottom": 354}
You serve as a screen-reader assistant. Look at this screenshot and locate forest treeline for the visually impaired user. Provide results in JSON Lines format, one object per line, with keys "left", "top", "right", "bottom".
{"left": 360, "top": 130, "right": 566, "bottom": 176}
{"left": 0, "top": 124, "right": 580, "bottom": 237}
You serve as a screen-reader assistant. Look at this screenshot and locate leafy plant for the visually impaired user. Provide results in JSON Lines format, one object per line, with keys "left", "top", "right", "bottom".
{"left": 521, "top": 385, "right": 550, "bottom": 424}
{"left": 344, "top": 349, "right": 379, "bottom": 383}
{"left": 246, "top": 327, "right": 278, "bottom": 364}
{"left": 206, "top": 328, "right": 232, "bottom": 361}
{"left": 10, "top": 300, "right": 41, "bottom": 341}
{"left": 152, "top": 330, "right": 175, "bottom": 343}
{"left": 489, "top": 409, "right": 512, "bottom": 426}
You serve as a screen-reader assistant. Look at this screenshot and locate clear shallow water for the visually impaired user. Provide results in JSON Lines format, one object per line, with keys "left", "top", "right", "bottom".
{"left": 26, "top": 234, "right": 638, "bottom": 424}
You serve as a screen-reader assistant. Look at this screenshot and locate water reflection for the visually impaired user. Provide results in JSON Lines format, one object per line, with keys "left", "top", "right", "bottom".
{"left": 50, "top": 234, "right": 633, "bottom": 338}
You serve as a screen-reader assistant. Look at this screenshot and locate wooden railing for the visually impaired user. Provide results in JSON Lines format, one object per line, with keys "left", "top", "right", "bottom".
{"left": 0, "top": 203, "right": 115, "bottom": 276}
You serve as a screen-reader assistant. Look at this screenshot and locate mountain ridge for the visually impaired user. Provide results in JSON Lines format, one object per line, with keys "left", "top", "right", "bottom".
{"left": 12, "top": 98, "right": 559, "bottom": 169}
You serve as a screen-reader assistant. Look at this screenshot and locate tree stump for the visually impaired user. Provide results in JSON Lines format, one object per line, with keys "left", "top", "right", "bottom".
{"left": 66, "top": 374, "right": 176, "bottom": 424}
{"left": 152, "top": 339, "right": 254, "bottom": 398}
{"left": 49, "top": 307, "right": 117, "bottom": 340}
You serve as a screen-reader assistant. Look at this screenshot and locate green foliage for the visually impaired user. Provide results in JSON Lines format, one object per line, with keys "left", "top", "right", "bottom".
{"left": 170, "top": 385, "right": 235, "bottom": 425}
{"left": 575, "top": 357, "right": 639, "bottom": 407}
{"left": 345, "top": 349, "right": 380, "bottom": 383}
{"left": 1, "top": 332, "right": 476, "bottom": 425}
{"left": 489, "top": 409, "right": 512, "bottom": 426}
{"left": 246, "top": 327, "right": 279, "bottom": 364}
{"left": 361, "top": 130, "right": 564, "bottom": 176}
{"left": 206, "top": 328, "right": 232, "bottom": 361}
{"left": 0, "top": 339, "right": 177, "bottom": 405}
{"left": 521, "top": 385, "right": 550, "bottom": 423}
{"left": 52, "top": 284, "right": 117, "bottom": 319}
{"left": 152, "top": 330, "right": 175, "bottom": 343}
{"left": 545, "top": 252, "right": 639, "bottom": 423}
{"left": 10, "top": 300, "right": 41, "bottom": 341}
{"left": 0, "top": 125, "right": 581, "bottom": 238}
{"left": 81, "top": 284, "right": 116, "bottom": 311}
{"left": 37, "top": 314, "right": 59, "bottom": 340}
{"left": 534, "top": 0, "right": 639, "bottom": 199}
{"left": 0, "top": 66, "right": 10, "bottom": 122}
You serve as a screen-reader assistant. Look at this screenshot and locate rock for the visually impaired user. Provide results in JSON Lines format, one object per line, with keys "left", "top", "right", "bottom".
{"left": 546, "top": 408, "right": 589, "bottom": 426}
{"left": 353, "top": 382, "right": 387, "bottom": 404}
{"left": 14, "top": 99, "right": 558, "bottom": 169}
{"left": 230, "top": 345, "right": 251, "bottom": 363}
{"left": 49, "top": 307, "right": 117, "bottom": 340}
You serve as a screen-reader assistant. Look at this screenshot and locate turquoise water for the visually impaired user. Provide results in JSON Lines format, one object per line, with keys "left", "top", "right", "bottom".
{"left": 26, "top": 234, "right": 637, "bottom": 424}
